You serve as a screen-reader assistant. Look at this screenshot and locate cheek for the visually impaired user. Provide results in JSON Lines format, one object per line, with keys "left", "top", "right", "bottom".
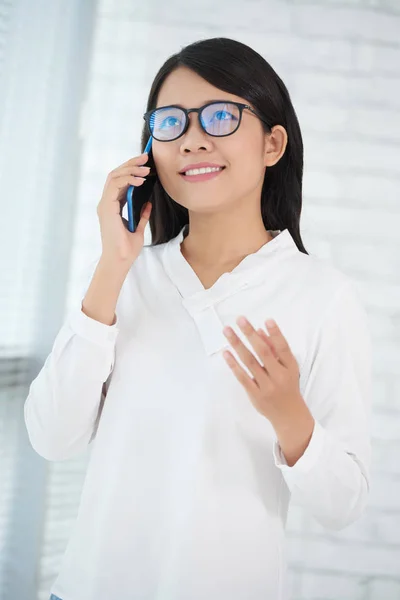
{"left": 223, "top": 134, "right": 264, "bottom": 180}
{"left": 152, "top": 149, "right": 177, "bottom": 189}
{"left": 152, "top": 149, "right": 167, "bottom": 175}
{"left": 152, "top": 141, "right": 177, "bottom": 167}
{"left": 229, "top": 155, "right": 264, "bottom": 186}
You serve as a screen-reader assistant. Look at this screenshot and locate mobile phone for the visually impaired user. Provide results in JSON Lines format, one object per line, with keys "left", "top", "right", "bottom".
{"left": 126, "top": 136, "right": 157, "bottom": 232}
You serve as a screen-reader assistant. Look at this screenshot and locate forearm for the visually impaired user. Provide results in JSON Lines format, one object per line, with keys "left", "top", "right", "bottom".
{"left": 271, "top": 400, "right": 370, "bottom": 531}
{"left": 271, "top": 397, "right": 315, "bottom": 467}
{"left": 24, "top": 310, "right": 118, "bottom": 460}
{"left": 82, "top": 256, "right": 130, "bottom": 325}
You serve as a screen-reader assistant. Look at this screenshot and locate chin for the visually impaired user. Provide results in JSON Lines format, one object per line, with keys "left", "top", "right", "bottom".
{"left": 179, "top": 197, "right": 230, "bottom": 213}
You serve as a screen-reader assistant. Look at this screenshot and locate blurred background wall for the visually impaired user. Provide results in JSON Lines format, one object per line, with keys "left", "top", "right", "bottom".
{"left": 1, "top": 0, "right": 399, "bottom": 599}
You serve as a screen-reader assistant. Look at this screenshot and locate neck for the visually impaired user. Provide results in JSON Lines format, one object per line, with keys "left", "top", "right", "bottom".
{"left": 180, "top": 206, "right": 272, "bottom": 269}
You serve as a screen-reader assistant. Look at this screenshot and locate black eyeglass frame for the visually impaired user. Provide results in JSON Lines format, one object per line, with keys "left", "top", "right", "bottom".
{"left": 143, "top": 101, "right": 271, "bottom": 142}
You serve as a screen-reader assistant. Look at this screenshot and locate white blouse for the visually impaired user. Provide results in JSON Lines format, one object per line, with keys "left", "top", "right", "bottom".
{"left": 25, "top": 226, "right": 372, "bottom": 600}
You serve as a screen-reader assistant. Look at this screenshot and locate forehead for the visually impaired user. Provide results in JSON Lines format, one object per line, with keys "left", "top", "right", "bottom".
{"left": 156, "top": 66, "right": 246, "bottom": 108}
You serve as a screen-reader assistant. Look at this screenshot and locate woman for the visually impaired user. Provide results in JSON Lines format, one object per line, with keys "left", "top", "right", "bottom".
{"left": 26, "top": 37, "right": 372, "bottom": 600}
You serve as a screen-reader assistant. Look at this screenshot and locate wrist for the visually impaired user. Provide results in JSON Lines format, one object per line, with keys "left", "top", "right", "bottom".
{"left": 98, "top": 255, "right": 132, "bottom": 278}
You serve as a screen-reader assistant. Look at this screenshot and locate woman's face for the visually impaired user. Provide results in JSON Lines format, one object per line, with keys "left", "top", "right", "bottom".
{"left": 152, "top": 66, "right": 286, "bottom": 215}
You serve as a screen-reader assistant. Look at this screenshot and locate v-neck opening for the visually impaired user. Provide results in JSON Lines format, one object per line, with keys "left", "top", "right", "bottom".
{"left": 162, "top": 224, "right": 299, "bottom": 306}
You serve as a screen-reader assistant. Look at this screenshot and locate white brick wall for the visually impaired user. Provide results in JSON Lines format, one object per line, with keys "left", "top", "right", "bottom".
{"left": 39, "top": 1, "right": 400, "bottom": 599}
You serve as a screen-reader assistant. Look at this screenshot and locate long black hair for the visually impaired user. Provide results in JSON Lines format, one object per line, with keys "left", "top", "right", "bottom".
{"left": 137, "top": 37, "right": 308, "bottom": 255}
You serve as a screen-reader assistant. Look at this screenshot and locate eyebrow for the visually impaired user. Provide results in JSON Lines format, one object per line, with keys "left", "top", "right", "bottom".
{"left": 156, "top": 99, "right": 235, "bottom": 109}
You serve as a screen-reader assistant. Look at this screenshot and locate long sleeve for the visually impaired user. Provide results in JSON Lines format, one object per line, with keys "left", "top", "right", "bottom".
{"left": 272, "top": 279, "right": 373, "bottom": 531}
{"left": 24, "top": 258, "right": 119, "bottom": 461}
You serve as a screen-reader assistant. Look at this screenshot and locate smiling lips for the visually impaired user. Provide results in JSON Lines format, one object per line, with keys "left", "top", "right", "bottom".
{"left": 179, "top": 165, "right": 226, "bottom": 182}
{"left": 179, "top": 161, "right": 225, "bottom": 173}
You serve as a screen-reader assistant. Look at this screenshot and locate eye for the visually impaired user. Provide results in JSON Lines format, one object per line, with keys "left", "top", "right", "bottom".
{"left": 212, "top": 110, "right": 237, "bottom": 122}
{"left": 160, "top": 116, "right": 181, "bottom": 129}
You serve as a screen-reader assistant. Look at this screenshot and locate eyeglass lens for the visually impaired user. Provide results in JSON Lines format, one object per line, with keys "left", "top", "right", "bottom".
{"left": 149, "top": 102, "right": 241, "bottom": 141}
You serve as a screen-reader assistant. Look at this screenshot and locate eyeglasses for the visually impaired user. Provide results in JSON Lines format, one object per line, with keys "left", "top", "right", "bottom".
{"left": 143, "top": 101, "right": 268, "bottom": 142}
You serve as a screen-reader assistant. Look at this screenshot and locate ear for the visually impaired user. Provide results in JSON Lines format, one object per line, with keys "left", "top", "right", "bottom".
{"left": 263, "top": 125, "right": 288, "bottom": 168}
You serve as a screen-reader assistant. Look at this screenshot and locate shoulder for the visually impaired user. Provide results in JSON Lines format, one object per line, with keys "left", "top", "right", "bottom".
{"left": 128, "top": 239, "right": 169, "bottom": 276}
{"left": 280, "top": 249, "right": 369, "bottom": 340}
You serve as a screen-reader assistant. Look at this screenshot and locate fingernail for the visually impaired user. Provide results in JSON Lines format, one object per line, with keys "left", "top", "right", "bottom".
{"left": 266, "top": 319, "right": 276, "bottom": 328}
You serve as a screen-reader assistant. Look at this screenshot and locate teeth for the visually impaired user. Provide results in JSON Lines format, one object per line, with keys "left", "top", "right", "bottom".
{"left": 184, "top": 166, "right": 223, "bottom": 176}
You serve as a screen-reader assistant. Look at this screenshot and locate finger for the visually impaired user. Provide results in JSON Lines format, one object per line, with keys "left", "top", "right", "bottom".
{"left": 111, "top": 165, "right": 151, "bottom": 178}
{"left": 134, "top": 202, "right": 152, "bottom": 235}
{"left": 222, "top": 349, "right": 260, "bottom": 396}
{"left": 112, "top": 174, "right": 147, "bottom": 191}
{"left": 235, "top": 317, "right": 281, "bottom": 377}
{"left": 222, "top": 325, "right": 267, "bottom": 384}
{"left": 117, "top": 152, "right": 149, "bottom": 169}
{"left": 265, "top": 320, "right": 293, "bottom": 368}
{"left": 118, "top": 180, "right": 147, "bottom": 217}
{"left": 257, "top": 328, "right": 281, "bottom": 362}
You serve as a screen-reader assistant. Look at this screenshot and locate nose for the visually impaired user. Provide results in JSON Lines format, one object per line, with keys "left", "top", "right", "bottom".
{"left": 180, "top": 112, "right": 213, "bottom": 153}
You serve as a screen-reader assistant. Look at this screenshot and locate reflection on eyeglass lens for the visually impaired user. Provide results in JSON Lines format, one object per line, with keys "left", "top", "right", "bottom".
{"left": 150, "top": 102, "right": 241, "bottom": 140}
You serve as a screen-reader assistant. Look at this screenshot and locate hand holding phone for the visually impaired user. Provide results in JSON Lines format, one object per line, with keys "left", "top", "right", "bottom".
{"left": 96, "top": 149, "right": 153, "bottom": 267}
